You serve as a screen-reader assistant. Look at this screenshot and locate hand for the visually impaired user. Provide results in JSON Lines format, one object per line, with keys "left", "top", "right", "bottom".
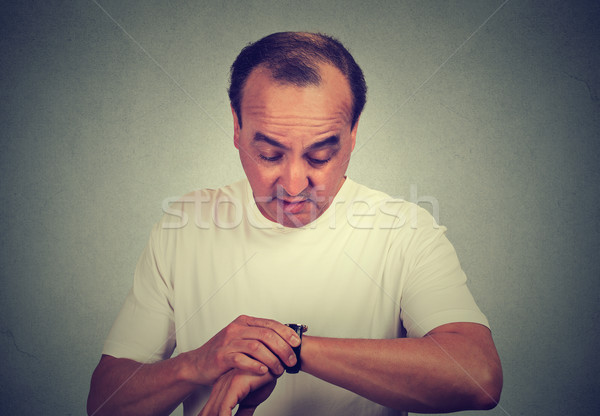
{"left": 198, "top": 369, "right": 277, "bottom": 416}
{"left": 187, "top": 315, "right": 300, "bottom": 385}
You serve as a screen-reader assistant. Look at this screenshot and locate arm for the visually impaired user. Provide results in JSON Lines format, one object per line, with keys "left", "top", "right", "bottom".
{"left": 88, "top": 354, "right": 196, "bottom": 416}
{"left": 87, "top": 315, "right": 300, "bottom": 416}
{"left": 301, "top": 322, "right": 502, "bottom": 413}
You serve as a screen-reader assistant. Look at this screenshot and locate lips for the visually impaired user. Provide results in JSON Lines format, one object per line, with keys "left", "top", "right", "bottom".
{"left": 279, "top": 198, "right": 308, "bottom": 214}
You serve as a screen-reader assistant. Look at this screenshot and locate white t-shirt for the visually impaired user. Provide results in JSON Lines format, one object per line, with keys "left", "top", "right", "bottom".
{"left": 103, "top": 178, "right": 488, "bottom": 415}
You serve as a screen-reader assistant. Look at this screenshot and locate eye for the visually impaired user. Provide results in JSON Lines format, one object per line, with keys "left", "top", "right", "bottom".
{"left": 258, "top": 154, "right": 282, "bottom": 162}
{"left": 307, "top": 156, "right": 332, "bottom": 166}
{"left": 306, "top": 149, "right": 336, "bottom": 166}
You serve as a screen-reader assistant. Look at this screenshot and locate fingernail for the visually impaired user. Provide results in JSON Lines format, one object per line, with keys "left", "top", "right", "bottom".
{"left": 291, "top": 335, "right": 301, "bottom": 346}
{"left": 260, "top": 365, "right": 268, "bottom": 373}
{"left": 288, "top": 354, "right": 297, "bottom": 366}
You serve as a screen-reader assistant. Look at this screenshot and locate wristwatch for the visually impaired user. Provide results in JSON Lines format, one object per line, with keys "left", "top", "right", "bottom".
{"left": 285, "top": 324, "right": 307, "bottom": 374}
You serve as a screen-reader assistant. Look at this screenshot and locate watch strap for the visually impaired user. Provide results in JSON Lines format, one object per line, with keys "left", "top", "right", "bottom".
{"left": 284, "top": 324, "right": 307, "bottom": 374}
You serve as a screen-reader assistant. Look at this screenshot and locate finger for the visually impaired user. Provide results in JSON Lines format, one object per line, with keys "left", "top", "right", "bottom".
{"left": 219, "top": 403, "right": 234, "bottom": 416}
{"left": 239, "top": 377, "right": 277, "bottom": 409}
{"left": 238, "top": 327, "right": 297, "bottom": 368}
{"left": 201, "top": 371, "right": 234, "bottom": 416}
{"left": 222, "top": 317, "right": 298, "bottom": 370}
{"left": 219, "top": 375, "right": 250, "bottom": 416}
{"left": 228, "top": 339, "right": 285, "bottom": 375}
{"left": 219, "top": 403, "right": 233, "bottom": 416}
{"left": 235, "top": 406, "right": 257, "bottom": 416}
{"left": 242, "top": 316, "right": 301, "bottom": 347}
{"left": 224, "top": 349, "right": 281, "bottom": 376}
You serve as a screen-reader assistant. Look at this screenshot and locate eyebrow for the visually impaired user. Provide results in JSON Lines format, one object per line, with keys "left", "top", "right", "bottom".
{"left": 306, "top": 135, "right": 340, "bottom": 150}
{"left": 252, "top": 132, "right": 340, "bottom": 151}
{"left": 253, "top": 133, "right": 289, "bottom": 150}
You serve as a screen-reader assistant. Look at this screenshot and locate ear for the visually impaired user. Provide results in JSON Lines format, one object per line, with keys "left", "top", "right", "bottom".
{"left": 350, "top": 116, "right": 360, "bottom": 151}
{"left": 231, "top": 105, "right": 241, "bottom": 149}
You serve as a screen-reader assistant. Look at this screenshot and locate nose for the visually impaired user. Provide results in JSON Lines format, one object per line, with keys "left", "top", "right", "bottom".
{"left": 280, "top": 159, "right": 309, "bottom": 197}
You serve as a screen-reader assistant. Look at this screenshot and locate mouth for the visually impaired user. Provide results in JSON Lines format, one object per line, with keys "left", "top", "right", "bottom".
{"left": 278, "top": 198, "right": 309, "bottom": 214}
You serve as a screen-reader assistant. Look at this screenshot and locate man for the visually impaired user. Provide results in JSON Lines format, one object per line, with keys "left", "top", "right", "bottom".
{"left": 88, "top": 32, "right": 502, "bottom": 416}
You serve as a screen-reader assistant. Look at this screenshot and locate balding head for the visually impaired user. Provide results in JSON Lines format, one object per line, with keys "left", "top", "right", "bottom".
{"left": 228, "top": 32, "right": 367, "bottom": 129}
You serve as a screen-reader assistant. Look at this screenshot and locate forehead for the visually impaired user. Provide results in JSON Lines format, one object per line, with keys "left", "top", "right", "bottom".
{"left": 240, "top": 64, "right": 353, "bottom": 128}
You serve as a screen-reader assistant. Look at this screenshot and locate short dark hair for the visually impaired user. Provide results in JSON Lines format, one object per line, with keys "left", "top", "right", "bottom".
{"left": 228, "top": 32, "right": 367, "bottom": 129}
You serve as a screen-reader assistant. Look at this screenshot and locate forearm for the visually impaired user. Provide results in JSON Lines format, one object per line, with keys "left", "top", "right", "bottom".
{"left": 301, "top": 323, "right": 502, "bottom": 413}
{"left": 87, "top": 354, "right": 200, "bottom": 416}
{"left": 88, "top": 316, "right": 299, "bottom": 416}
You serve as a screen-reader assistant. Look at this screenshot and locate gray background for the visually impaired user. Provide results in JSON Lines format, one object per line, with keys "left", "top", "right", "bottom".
{"left": 1, "top": 1, "right": 598, "bottom": 415}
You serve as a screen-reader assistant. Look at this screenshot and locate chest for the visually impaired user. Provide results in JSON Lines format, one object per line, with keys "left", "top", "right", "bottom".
{"left": 169, "top": 225, "right": 404, "bottom": 351}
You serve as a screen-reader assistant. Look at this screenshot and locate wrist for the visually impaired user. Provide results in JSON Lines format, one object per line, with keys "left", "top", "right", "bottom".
{"left": 293, "top": 335, "right": 322, "bottom": 376}
{"left": 176, "top": 350, "right": 209, "bottom": 386}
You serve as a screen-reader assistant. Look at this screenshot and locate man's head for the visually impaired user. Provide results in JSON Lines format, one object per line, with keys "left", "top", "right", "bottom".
{"left": 229, "top": 32, "right": 366, "bottom": 130}
{"left": 228, "top": 32, "right": 367, "bottom": 228}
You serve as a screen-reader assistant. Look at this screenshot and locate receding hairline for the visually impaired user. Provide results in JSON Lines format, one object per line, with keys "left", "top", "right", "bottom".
{"left": 238, "top": 63, "right": 354, "bottom": 122}
{"left": 228, "top": 31, "right": 367, "bottom": 129}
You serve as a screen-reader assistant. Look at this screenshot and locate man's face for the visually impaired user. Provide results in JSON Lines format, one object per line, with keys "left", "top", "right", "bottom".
{"left": 233, "top": 64, "right": 358, "bottom": 228}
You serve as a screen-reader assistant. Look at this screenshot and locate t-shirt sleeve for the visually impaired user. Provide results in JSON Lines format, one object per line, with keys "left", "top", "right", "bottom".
{"left": 398, "top": 207, "right": 489, "bottom": 338}
{"left": 102, "top": 223, "right": 176, "bottom": 363}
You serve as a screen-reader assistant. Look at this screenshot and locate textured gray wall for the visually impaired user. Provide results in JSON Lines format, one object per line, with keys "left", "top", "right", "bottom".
{"left": 1, "top": 1, "right": 598, "bottom": 415}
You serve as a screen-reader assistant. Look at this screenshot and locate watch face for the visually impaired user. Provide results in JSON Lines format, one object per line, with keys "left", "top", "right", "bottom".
{"left": 286, "top": 324, "right": 308, "bottom": 334}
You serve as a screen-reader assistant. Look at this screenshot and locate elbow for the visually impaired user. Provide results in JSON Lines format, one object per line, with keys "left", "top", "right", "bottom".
{"left": 87, "top": 388, "right": 121, "bottom": 416}
{"left": 87, "top": 376, "right": 101, "bottom": 415}
{"left": 86, "top": 399, "right": 98, "bottom": 416}
{"left": 470, "top": 361, "right": 503, "bottom": 410}
{"left": 87, "top": 359, "right": 115, "bottom": 416}
{"left": 87, "top": 391, "right": 104, "bottom": 416}
{"left": 473, "top": 389, "right": 501, "bottom": 411}
{"left": 87, "top": 384, "right": 110, "bottom": 416}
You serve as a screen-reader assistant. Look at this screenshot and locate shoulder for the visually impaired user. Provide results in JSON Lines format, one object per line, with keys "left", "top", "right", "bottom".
{"left": 343, "top": 178, "right": 391, "bottom": 203}
{"left": 342, "top": 179, "right": 440, "bottom": 232}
